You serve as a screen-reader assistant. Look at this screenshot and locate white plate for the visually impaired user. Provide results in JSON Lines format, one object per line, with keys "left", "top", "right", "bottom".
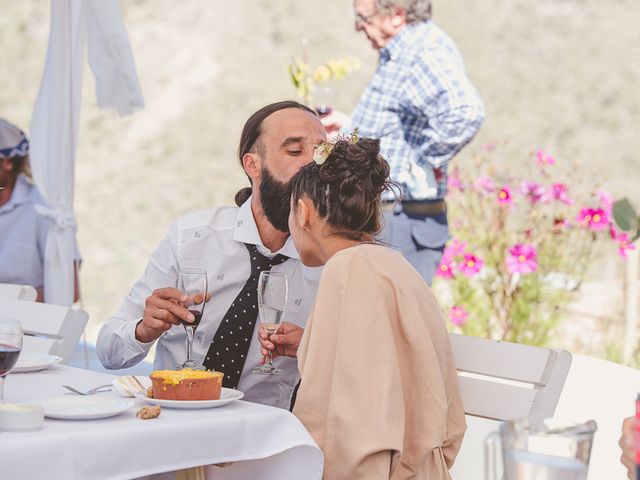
{"left": 13, "top": 353, "right": 62, "bottom": 373}
{"left": 40, "top": 396, "right": 136, "bottom": 420}
{"left": 135, "top": 387, "right": 244, "bottom": 409}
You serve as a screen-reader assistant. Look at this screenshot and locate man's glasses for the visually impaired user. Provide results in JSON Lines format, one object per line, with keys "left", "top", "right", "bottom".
{"left": 354, "top": 10, "right": 380, "bottom": 25}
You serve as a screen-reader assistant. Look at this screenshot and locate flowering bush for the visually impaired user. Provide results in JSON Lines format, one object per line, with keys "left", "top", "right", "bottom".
{"left": 287, "top": 56, "right": 360, "bottom": 106}
{"left": 435, "top": 146, "right": 634, "bottom": 346}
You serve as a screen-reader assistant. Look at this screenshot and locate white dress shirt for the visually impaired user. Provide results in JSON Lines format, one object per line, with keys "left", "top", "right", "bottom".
{"left": 97, "top": 198, "right": 321, "bottom": 408}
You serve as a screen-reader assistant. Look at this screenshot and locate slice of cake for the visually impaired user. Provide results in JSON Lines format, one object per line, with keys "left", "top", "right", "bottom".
{"left": 150, "top": 369, "right": 224, "bottom": 401}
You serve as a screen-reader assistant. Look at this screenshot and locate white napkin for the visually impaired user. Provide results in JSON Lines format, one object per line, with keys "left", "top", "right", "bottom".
{"left": 112, "top": 376, "right": 151, "bottom": 397}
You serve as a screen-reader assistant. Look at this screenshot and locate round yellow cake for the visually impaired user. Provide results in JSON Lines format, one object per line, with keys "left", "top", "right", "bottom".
{"left": 150, "top": 369, "right": 224, "bottom": 401}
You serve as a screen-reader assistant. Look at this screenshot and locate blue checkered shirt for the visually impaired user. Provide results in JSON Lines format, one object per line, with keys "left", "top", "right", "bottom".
{"left": 350, "top": 21, "right": 484, "bottom": 200}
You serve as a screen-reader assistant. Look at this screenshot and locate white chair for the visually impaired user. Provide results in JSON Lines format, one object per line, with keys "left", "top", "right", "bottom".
{"left": 449, "top": 333, "right": 572, "bottom": 479}
{"left": 0, "top": 299, "right": 88, "bottom": 364}
{"left": 0, "top": 283, "right": 38, "bottom": 302}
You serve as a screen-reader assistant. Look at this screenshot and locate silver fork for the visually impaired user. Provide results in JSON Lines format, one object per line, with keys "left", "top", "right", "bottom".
{"left": 62, "top": 384, "right": 113, "bottom": 395}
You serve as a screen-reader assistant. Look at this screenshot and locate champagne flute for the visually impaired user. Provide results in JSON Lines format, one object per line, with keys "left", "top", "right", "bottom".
{"left": 314, "top": 86, "right": 334, "bottom": 118}
{"left": 178, "top": 268, "right": 208, "bottom": 370}
{"left": 253, "top": 271, "right": 288, "bottom": 375}
{"left": 0, "top": 319, "right": 23, "bottom": 403}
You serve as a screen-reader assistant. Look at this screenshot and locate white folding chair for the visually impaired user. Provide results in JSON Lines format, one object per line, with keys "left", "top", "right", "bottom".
{"left": 0, "top": 299, "right": 88, "bottom": 364}
{"left": 449, "top": 333, "right": 572, "bottom": 479}
{"left": 0, "top": 283, "right": 38, "bottom": 302}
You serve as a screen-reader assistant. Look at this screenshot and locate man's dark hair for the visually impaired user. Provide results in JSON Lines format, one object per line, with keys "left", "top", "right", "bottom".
{"left": 235, "top": 100, "right": 316, "bottom": 206}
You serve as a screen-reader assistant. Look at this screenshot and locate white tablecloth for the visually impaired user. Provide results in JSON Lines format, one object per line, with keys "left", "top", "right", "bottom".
{"left": 0, "top": 365, "right": 323, "bottom": 480}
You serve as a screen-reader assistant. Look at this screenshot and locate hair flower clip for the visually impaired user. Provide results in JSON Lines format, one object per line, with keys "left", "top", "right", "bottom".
{"left": 313, "top": 129, "right": 360, "bottom": 165}
{"left": 313, "top": 142, "right": 332, "bottom": 165}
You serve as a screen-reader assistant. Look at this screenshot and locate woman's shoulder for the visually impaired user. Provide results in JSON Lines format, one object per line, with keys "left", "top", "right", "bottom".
{"left": 328, "top": 244, "right": 406, "bottom": 277}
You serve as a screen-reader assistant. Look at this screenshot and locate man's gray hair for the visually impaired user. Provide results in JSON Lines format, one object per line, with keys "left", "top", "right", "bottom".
{"left": 377, "top": 0, "right": 432, "bottom": 23}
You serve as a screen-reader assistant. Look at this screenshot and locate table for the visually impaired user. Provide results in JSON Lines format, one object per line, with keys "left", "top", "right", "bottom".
{"left": 0, "top": 365, "right": 323, "bottom": 480}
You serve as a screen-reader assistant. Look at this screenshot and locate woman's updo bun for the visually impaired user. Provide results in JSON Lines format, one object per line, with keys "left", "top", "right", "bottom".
{"left": 290, "top": 136, "right": 394, "bottom": 239}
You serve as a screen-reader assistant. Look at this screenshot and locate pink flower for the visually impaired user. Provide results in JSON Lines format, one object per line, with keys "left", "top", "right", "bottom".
{"left": 458, "top": 253, "right": 484, "bottom": 277}
{"left": 497, "top": 186, "right": 513, "bottom": 206}
{"left": 553, "top": 217, "right": 570, "bottom": 231}
{"left": 449, "top": 306, "right": 469, "bottom": 326}
{"left": 448, "top": 168, "right": 464, "bottom": 192}
{"left": 536, "top": 149, "right": 555, "bottom": 167}
{"left": 598, "top": 190, "right": 613, "bottom": 215}
{"left": 551, "top": 183, "right": 573, "bottom": 205}
{"left": 436, "top": 258, "right": 455, "bottom": 279}
{"left": 577, "top": 208, "right": 609, "bottom": 231}
{"left": 610, "top": 227, "right": 636, "bottom": 259}
{"left": 474, "top": 175, "right": 495, "bottom": 194}
{"left": 506, "top": 243, "right": 538, "bottom": 274}
{"left": 617, "top": 233, "right": 636, "bottom": 259}
{"left": 443, "top": 239, "right": 467, "bottom": 259}
{"left": 484, "top": 142, "right": 497, "bottom": 152}
{"left": 520, "top": 181, "right": 546, "bottom": 204}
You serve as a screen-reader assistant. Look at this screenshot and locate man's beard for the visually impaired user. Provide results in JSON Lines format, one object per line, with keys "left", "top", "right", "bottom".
{"left": 259, "top": 165, "right": 292, "bottom": 233}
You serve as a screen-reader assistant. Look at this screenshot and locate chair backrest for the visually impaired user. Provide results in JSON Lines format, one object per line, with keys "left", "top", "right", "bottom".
{"left": 450, "top": 333, "right": 572, "bottom": 422}
{"left": 0, "top": 299, "right": 88, "bottom": 364}
{"left": 0, "top": 283, "right": 38, "bottom": 302}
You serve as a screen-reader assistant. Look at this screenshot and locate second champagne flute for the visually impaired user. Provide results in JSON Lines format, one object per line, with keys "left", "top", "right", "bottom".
{"left": 253, "top": 271, "right": 288, "bottom": 375}
{"left": 178, "top": 268, "right": 208, "bottom": 370}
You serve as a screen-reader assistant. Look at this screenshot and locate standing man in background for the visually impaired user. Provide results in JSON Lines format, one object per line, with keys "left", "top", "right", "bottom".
{"left": 323, "top": 0, "right": 485, "bottom": 284}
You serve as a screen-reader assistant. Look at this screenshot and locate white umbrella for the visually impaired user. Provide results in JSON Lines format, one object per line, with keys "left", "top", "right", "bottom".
{"left": 29, "top": 0, "right": 144, "bottom": 305}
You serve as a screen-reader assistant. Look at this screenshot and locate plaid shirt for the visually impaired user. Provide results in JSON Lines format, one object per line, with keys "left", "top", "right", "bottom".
{"left": 350, "top": 21, "right": 484, "bottom": 200}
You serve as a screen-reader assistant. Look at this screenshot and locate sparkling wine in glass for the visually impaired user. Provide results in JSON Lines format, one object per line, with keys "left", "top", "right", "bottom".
{"left": 253, "top": 271, "right": 288, "bottom": 375}
{"left": 0, "top": 319, "right": 23, "bottom": 403}
{"left": 178, "top": 268, "right": 208, "bottom": 370}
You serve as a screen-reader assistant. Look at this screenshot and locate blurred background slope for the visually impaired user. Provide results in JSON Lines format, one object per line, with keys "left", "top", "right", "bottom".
{"left": 1, "top": 0, "right": 639, "bottom": 355}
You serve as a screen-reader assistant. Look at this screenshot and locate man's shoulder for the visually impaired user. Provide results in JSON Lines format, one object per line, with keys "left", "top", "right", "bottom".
{"left": 175, "top": 205, "right": 238, "bottom": 233}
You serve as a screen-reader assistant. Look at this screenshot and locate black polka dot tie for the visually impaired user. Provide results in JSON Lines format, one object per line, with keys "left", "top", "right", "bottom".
{"left": 203, "top": 243, "right": 288, "bottom": 389}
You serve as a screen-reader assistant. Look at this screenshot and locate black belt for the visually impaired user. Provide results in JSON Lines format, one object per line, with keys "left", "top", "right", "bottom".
{"left": 383, "top": 199, "right": 446, "bottom": 216}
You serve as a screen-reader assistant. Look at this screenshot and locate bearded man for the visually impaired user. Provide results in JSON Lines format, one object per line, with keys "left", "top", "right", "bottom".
{"left": 97, "top": 101, "right": 326, "bottom": 408}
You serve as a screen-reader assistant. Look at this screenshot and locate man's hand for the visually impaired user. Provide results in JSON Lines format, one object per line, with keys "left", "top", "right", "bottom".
{"left": 320, "top": 110, "right": 351, "bottom": 140}
{"left": 135, "top": 288, "right": 195, "bottom": 343}
{"left": 258, "top": 322, "right": 304, "bottom": 361}
{"left": 620, "top": 416, "right": 636, "bottom": 479}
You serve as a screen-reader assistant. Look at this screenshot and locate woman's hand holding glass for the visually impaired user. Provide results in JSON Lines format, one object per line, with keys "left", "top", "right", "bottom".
{"left": 258, "top": 321, "right": 304, "bottom": 361}
{"left": 253, "top": 271, "right": 288, "bottom": 375}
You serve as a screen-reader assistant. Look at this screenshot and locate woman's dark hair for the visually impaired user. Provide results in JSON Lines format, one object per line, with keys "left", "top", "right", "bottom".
{"left": 290, "top": 137, "right": 394, "bottom": 240}
{"left": 234, "top": 100, "right": 316, "bottom": 206}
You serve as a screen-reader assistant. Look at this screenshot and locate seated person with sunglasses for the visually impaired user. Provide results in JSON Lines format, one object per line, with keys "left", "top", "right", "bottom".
{"left": 263, "top": 135, "right": 465, "bottom": 479}
{"left": 97, "top": 101, "right": 326, "bottom": 409}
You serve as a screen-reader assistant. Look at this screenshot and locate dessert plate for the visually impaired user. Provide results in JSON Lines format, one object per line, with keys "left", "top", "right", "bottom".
{"left": 40, "top": 396, "right": 135, "bottom": 420}
{"left": 13, "top": 353, "right": 62, "bottom": 373}
{"left": 135, "top": 387, "right": 244, "bottom": 409}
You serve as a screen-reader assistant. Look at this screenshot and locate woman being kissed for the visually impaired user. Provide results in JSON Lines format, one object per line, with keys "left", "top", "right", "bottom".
{"left": 261, "top": 135, "right": 465, "bottom": 480}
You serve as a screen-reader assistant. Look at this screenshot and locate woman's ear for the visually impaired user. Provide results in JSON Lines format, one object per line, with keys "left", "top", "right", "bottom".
{"left": 242, "top": 152, "right": 261, "bottom": 181}
{"left": 297, "top": 198, "right": 310, "bottom": 230}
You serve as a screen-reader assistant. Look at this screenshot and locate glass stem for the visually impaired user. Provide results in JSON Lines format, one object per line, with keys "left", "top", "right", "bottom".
{"left": 0, "top": 376, "right": 5, "bottom": 403}
{"left": 185, "top": 326, "right": 195, "bottom": 363}
{"left": 266, "top": 350, "right": 274, "bottom": 368}
{"left": 265, "top": 332, "right": 275, "bottom": 368}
